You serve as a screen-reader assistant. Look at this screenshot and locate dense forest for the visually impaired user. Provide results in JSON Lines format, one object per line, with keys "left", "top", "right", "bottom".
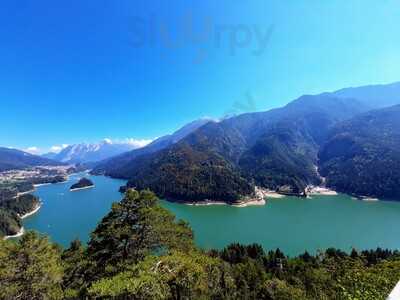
{"left": 320, "top": 105, "right": 400, "bottom": 198}
{"left": 95, "top": 95, "right": 367, "bottom": 202}
{"left": 1, "top": 189, "right": 399, "bottom": 299}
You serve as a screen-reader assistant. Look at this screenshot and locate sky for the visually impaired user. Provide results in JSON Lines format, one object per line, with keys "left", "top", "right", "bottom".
{"left": 1, "top": 0, "right": 400, "bottom": 153}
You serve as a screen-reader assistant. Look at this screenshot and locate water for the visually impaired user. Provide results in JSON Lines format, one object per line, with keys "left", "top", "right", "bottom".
{"left": 24, "top": 174, "right": 400, "bottom": 256}
{"left": 162, "top": 196, "right": 400, "bottom": 256}
{"left": 25, "top": 173, "right": 127, "bottom": 247}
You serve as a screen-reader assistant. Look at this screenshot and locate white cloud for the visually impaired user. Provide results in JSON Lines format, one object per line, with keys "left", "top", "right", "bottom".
{"left": 102, "top": 138, "right": 113, "bottom": 144}
{"left": 125, "top": 138, "right": 153, "bottom": 148}
{"left": 49, "top": 144, "right": 69, "bottom": 153}
{"left": 25, "top": 146, "right": 41, "bottom": 155}
{"left": 104, "top": 138, "right": 153, "bottom": 149}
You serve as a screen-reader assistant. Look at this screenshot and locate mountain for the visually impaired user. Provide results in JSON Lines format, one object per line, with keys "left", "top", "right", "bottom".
{"left": 319, "top": 105, "right": 400, "bottom": 199}
{"left": 94, "top": 82, "right": 400, "bottom": 202}
{"left": 41, "top": 152, "right": 58, "bottom": 160}
{"left": 92, "top": 118, "right": 215, "bottom": 176}
{"left": 103, "top": 94, "right": 367, "bottom": 202}
{"left": 0, "top": 147, "right": 62, "bottom": 172}
{"left": 330, "top": 81, "right": 400, "bottom": 109}
{"left": 50, "top": 140, "right": 142, "bottom": 164}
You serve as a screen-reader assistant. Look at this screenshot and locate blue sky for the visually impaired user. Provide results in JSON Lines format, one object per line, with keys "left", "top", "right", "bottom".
{"left": 1, "top": 0, "right": 400, "bottom": 153}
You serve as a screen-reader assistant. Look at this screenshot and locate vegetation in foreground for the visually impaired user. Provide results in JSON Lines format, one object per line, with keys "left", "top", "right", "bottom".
{"left": 1, "top": 189, "right": 399, "bottom": 300}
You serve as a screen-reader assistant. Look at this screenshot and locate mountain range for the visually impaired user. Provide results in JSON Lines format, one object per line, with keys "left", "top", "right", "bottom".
{"left": 43, "top": 140, "right": 145, "bottom": 164}
{"left": 0, "top": 147, "right": 62, "bottom": 172}
{"left": 3, "top": 82, "right": 400, "bottom": 202}
{"left": 92, "top": 82, "right": 400, "bottom": 202}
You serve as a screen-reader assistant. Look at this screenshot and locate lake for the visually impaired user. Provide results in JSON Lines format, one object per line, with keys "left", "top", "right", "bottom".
{"left": 25, "top": 173, "right": 400, "bottom": 256}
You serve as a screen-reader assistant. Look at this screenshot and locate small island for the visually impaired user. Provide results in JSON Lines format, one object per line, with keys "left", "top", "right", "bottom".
{"left": 70, "top": 178, "right": 94, "bottom": 191}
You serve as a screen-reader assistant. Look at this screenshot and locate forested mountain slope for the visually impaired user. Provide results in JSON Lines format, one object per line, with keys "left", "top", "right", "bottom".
{"left": 117, "top": 95, "right": 367, "bottom": 202}
{"left": 92, "top": 118, "right": 214, "bottom": 177}
{"left": 319, "top": 105, "right": 400, "bottom": 198}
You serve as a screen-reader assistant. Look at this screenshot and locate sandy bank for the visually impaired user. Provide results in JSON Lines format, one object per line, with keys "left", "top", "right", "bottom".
{"left": 360, "top": 196, "right": 379, "bottom": 202}
{"left": 70, "top": 185, "right": 95, "bottom": 192}
{"left": 307, "top": 186, "right": 338, "bottom": 196}
{"left": 4, "top": 227, "right": 25, "bottom": 240}
{"left": 232, "top": 198, "right": 266, "bottom": 207}
{"left": 19, "top": 203, "right": 42, "bottom": 219}
{"left": 185, "top": 198, "right": 266, "bottom": 207}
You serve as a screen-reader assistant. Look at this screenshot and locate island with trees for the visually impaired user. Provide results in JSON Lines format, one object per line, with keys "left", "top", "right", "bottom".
{"left": 70, "top": 178, "right": 94, "bottom": 191}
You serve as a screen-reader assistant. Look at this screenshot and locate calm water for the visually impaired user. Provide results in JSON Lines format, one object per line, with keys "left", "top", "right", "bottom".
{"left": 24, "top": 173, "right": 400, "bottom": 256}
{"left": 25, "top": 173, "right": 127, "bottom": 247}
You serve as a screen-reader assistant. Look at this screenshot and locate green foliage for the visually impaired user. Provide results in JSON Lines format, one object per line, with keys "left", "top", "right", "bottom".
{"left": 126, "top": 142, "right": 254, "bottom": 203}
{"left": 0, "top": 194, "right": 39, "bottom": 237}
{"left": 336, "top": 260, "right": 400, "bottom": 300}
{"left": 0, "top": 194, "right": 40, "bottom": 216}
{"left": 87, "top": 189, "right": 194, "bottom": 277}
{"left": 0, "top": 208, "right": 21, "bottom": 236}
{"left": 239, "top": 124, "right": 321, "bottom": 195}
{"left": 0, "top": 231, "right": 64, "bottom": 300}
{"left": 89, "top": 251, "right": 235, "bottom": 300}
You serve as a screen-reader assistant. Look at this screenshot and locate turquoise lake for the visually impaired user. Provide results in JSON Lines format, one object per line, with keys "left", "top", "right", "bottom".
{"left": 25, "top": 173, "right": 400, "bottom": 256}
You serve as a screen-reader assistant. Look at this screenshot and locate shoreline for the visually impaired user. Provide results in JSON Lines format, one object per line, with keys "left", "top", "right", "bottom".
{"left": 184, "top": 198, "right": 266, "bottom": 207}
{"left": 19, "top": 203, "right": 42, "bottom": 219}
{"left": 3, "top": 203, "right": 41, "bottom": 240}
{"left": 307, "top": 185, "right": 338, "bottom": 196}
{"left": 359, "top": 196, "right": 379, "bottom": 202}
{"left": 4, "top": 227, "right": 25, "bottom": 240}
{"left": 70, "top": 185, "right": 95, "bottom": 192}
{"left": 16, "top": 189, "right": 36, "bottom": 197}
{"left": 33, "top": 183, "right": 52, "bottom": 187}
{"left": 263, "top": 190, "right": 286, "bottom": 199}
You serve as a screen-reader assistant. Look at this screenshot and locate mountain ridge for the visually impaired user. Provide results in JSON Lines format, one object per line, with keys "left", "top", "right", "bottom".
{"left": 0, "top": 147, "right": 62, "bottom": 172}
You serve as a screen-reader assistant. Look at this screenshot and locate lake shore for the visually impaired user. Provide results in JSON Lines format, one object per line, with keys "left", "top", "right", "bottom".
{"left": 70, "top": 185, "right": 95, "bottom": 192}
{"left": 185, "top": 198, "right": 266, "bottom": 207}
{"left": 307, "top": 186, "right": 338, "bottom": 196}
{"left": 3, "top": 202, "right": 42, "bottom": 240}
{"left": 359, "top": 196, "right": 380, "bottom": 202}
{"left": 20, "top": 202, "right": 42, "bottom": 219}
{"left": 4, "top": 227, "right": 25, "bottom": 240}
{"left": 183, "top": 187, "right": 268, "bottom": 207}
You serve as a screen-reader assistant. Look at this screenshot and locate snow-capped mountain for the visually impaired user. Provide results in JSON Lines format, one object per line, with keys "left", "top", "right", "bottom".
{"left": 48, "top": 140, "right": 148, "bottom": 164}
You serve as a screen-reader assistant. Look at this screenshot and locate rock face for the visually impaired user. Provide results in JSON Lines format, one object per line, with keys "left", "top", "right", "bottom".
{"left": 70, "top": 178, "right": 94, "bottom": 191}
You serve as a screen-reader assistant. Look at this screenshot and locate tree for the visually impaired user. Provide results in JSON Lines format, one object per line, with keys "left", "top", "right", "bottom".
{"left": 61, "top": 239, "right": 93, "bottom": 298}
{"left": 0, "top": 231, "right": 64, "bottom": 300}
{"left": 89, "top": 251, "right": 236, "bottom": 300}
{"left": 87, "top": 189, "right": 194, "bottom": 277}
